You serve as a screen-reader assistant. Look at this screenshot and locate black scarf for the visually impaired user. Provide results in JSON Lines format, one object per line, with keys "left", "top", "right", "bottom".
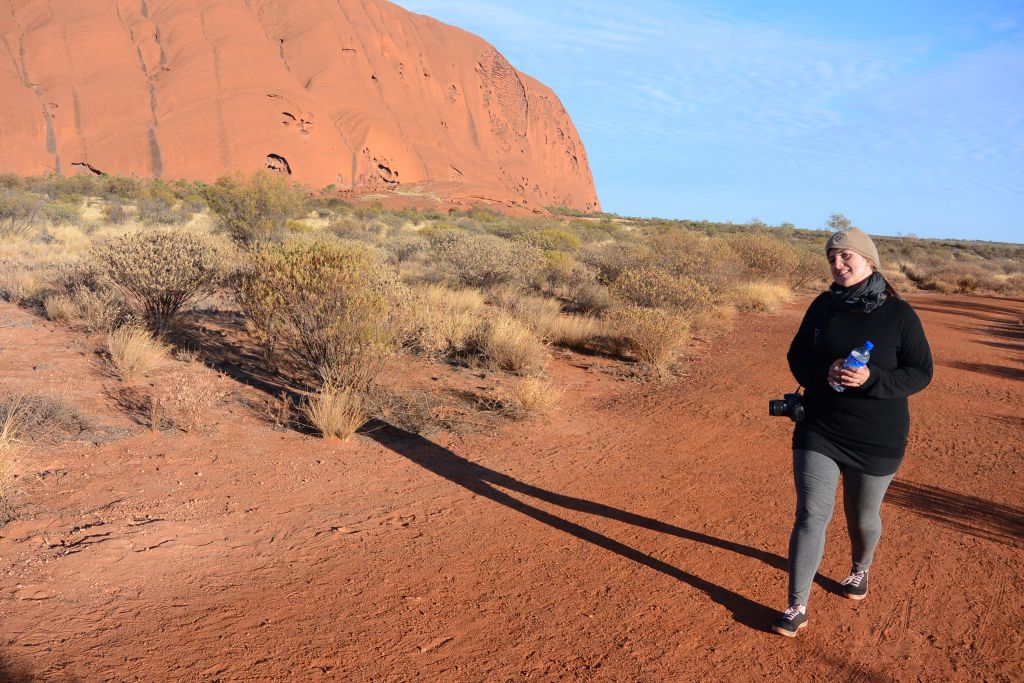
{"left": 829, "top": 271, "right": 888, "bottom": 312}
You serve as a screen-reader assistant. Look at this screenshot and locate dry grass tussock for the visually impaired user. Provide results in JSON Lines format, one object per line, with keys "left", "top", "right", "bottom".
{"left": 0, "top": 267, "right": 45, "bottom": 305}
{"left": 302, "top": 384, "right": 366, "bottom": 440}
{"left": 0, "top": 396, "right": 24, "bottom": 522}
{"left": 492, "top": 290, "right": 603, "bottom": 348}
{"left": 502, "top": 376, "right": 563, "bottom": 420}
{"left": 406, "top": 284, "right": 485, "bottom": 358}
{"left": 105, "top": 326, "right": 170, "bottom": 381}
{"left": 43, "top": 293, "right": 77, "bottom": 322}
{"left": 605, "top": 305, "right": 691, "bottom": 369}
{"left": 475, "top": 314, "right": 547, "bottom": 375}
{"left": 732, "top": 281, "right": 793, "bottom": 313}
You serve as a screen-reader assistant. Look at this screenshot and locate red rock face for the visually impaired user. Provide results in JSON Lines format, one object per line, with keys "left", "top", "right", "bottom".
{"left": 0, "top": 0, "right": 599, "bottom": 212}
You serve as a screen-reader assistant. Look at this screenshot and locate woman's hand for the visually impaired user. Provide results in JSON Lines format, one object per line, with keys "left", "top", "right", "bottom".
{"left": 829, "top": 358, "right": 871, "bottom": 388}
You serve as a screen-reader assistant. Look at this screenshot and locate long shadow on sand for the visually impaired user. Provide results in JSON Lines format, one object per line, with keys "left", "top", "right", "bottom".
{"left": 887, "top": 480, "right": 1024, "bottom": 548}
{"left": 365, "top": 421, "right": 844, "bottom": 632}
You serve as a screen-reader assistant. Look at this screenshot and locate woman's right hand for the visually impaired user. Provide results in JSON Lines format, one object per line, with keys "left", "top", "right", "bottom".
{"left": 828, "top": 358, "right": 846, "bottom": 386}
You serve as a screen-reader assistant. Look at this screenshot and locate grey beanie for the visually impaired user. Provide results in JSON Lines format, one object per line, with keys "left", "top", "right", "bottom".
{"left": 825, "top": 227, "right": 881, "bottom": 270}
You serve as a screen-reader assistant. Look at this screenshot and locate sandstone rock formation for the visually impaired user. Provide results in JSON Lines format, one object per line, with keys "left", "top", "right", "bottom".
{"left": 0, "top": 0, "right": 599, "bottom": 212}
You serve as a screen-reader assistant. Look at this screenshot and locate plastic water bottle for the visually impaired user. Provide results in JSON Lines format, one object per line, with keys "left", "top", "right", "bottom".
{"left": 831, "top": 341, "right": 874, "bottom": 393}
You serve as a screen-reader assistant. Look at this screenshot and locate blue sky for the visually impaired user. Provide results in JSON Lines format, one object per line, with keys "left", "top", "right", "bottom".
{"left": 393, "top": 1, "right": 1023, "bottom": 243}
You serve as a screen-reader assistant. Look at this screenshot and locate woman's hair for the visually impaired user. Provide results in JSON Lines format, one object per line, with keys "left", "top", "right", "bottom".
{"left": 870, "top": 261, "right": 901, "bottom": 300}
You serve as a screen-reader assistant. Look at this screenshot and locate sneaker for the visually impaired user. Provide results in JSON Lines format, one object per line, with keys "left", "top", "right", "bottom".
{"left": 772, "top": 605, "right": 808, "bottom": 637}
{"left": 841, "top": 569, "right": 869, "bottom": 600}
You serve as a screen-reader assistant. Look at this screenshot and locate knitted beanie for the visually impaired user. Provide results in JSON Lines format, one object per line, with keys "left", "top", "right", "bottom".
{"left": 825, "top": 228, "right": 881, "bottom": 270}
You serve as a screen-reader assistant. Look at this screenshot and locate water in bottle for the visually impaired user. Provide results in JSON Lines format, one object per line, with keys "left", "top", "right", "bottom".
{"left": 830, "top": 341, "right": 874, "bottom": 393}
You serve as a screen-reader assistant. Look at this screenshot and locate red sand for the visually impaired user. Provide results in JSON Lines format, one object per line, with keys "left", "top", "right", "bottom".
{"left": 0, "top": 0, "right": 598, "bottom": 213}
{"left": 0, "top": 293, "right": 1022, "bottom": 680}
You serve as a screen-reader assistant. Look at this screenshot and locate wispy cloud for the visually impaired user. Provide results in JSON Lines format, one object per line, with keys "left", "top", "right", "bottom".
{"left": 393, "top": 0, "right": 1024, "bottom": 239}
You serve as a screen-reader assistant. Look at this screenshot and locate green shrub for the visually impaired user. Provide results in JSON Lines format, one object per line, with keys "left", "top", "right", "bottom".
{"left": 237, "top": 240, "right": 406, "bottom": 390}
{"left": 203, "top": 171, "right": 305, "bottom": 246}
{"left": 102, "top": 175, "right": 143, "bottom": 201}
{"left": 90, "top": 229, "right": 227, "bottom": 334}
{"left": 520, "top": 228, "right": 580, "bottom": 252}
{"left": 103, "top": 202, "right": 130, "bottom": 225}
{"left": 433, "top": 233, "right": 545, "bottom": 289}
{"left": 0, "top": 189, "right": 42, "bottom": 238}
{"left": 726, "top": 232, "right": 799, "bottom": 281}
{"left": 135, "top": 184, "right": 186, "bottom": 224}
{"left": 42, "top": 201, "right": 81, "bottom": 227}
{"left": 609, "top": 267, "right": 715, "bottom": 313}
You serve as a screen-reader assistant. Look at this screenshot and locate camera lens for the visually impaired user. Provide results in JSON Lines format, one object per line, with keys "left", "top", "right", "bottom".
{"left": 768, "top": 399, "right": 787, "bottom": 416}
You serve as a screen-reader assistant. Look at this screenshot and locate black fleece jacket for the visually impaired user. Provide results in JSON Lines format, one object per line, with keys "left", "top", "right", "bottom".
{"left": 787, "top": 293, "right": 933, "bottom": 475}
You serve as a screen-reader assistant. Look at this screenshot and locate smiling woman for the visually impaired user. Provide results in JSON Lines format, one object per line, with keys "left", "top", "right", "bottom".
{"left": 773, "top": 227, "right": 933, "bottom": 637}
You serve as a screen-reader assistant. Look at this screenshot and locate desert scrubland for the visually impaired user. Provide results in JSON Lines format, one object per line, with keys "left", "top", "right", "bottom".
{"left": 1, "top": 173, "right": 1022, "bottom": 680}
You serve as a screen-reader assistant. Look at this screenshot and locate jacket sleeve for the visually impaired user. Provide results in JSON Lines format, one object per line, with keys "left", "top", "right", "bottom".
{"left": 787, "top": 295, "right": 827, "bottom": 390}
{"left": 861, "top": 302, "right": 933, "bottom": 399}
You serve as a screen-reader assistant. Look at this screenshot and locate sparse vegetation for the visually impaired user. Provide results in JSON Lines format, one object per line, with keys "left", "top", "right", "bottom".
{"left": 1, "top": 172, "right": 1021, "bottom": 450}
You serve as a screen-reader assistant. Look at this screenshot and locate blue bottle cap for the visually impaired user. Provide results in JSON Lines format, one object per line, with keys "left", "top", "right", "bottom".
{"left": 864, "top": 341, "right": 874, "bottom": 350}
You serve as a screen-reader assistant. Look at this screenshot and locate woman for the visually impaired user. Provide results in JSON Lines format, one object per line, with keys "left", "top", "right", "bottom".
{"left": 773, "top": 227, "right": 933, "bottom": 637}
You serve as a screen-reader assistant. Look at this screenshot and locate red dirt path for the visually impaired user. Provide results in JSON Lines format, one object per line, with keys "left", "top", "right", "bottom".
{"left": 1, "top": 293, "right": 1022, "bottom": 681}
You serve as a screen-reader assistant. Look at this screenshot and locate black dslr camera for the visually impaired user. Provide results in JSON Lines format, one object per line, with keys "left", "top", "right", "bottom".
{"left": 769, "top": 391, "right": 804, "bottom": 422}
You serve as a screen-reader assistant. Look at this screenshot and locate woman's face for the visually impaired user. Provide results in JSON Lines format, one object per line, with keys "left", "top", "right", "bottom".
{"left": 828, "top": 248, "right": 874, "bottom": 288}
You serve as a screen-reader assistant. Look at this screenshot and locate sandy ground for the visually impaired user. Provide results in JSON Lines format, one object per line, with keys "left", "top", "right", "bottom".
{"left": 1, "top": 292, "right": 1021, "bottom": 682}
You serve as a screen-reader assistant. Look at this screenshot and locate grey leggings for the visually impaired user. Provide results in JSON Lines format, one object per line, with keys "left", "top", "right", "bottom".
{"left": 788, "top": 449, "right": 895, "bottom": 606}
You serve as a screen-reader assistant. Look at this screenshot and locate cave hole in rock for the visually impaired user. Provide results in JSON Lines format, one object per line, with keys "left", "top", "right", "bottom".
{"left": 266, "top": 154, "right": 292, "bottom": 175}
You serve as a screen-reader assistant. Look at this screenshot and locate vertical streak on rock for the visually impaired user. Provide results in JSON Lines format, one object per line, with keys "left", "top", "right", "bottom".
{"left": 4, "top": 0, "right": 60, "bottom": 172}
{"left": 199, "top": 4, "right": 231, "bottom": 167}
{"left": 114, "top": 0, "right": 162, "bottom": 177}
{"left": 50, "top": 0, "right": 88, "bottom": 162}
{"left": 148, "top": 129, "right": 163, "bottom": 176}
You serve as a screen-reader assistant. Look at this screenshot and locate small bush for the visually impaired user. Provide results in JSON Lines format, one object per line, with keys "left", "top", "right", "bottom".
{"left": 42, "top": 201, "right": 81, "bottom": 227}
{"left": 105, "top": 326, "right": 170, "bottom": 381}
{"left": 610, "top": 267, "right": 715, "bottom": 313}
{"left": 0, "top": 189, "right": 42, "bottom": 238}
{"left": 520, "top": 228, "right": 580, "bottom": 252}
{"left": 434, "top": 233, "right": 546, "bottom": 289}
{"left": 72, "top": 286, "right": 127, "bottom": 334}
{"left": 726, "top": 232, "right": 799, "bottom": 281}
{"left": 544, "top": 314, "right": 604, "bottom": 348}
{"left": 383, "top": 234, "right": 429, "bottom": 266}
{"left": 102, "top": 202, "right": 130, "bottom": 225}
{"left": 474, "top": 314, "right": 547, "bottom": 375}
{"left": 238, "top": 240, "right": 406, "bottom": 390}
{"left": 90, "top": 229, "right": 226, "bottom": 334}
{"left": 302, "top": 384, "right": 366, "bottom": 440}
{"left": 789, "top": 247, "right": 827, "bottom": 289}
{"left": 135, "top": 185, "right": 186, "bottom": 224}
{"left": 605, "top": 305, "right": 690, "bottom": 369}
{"left": 203, "top": 171, "right": 305, "bottom": 246}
